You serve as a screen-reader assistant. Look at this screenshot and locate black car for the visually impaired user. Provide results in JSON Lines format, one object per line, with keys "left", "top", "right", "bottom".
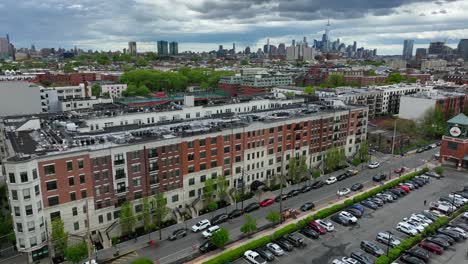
{"left": 199, "top": 240, "right": 216, "bottom": 253}
{"left": 426, "top": 236, "right": 450, "bottom": 249}
{"left": 416, "top": 148, "right": 425, "bottom": 153}
{"left": 361, "top": 200, "right": 378, "bottom": 210}
{"left": 420, "top": 211, "right": 438, "bottom": 221}
{"left": 351, "top": 183, "right": 364, "bottom": 191}
{"left": 287, "top": 189, "right": 301, "bottom": 197}
{"left": 372, "top": 173, "right": 387, "bottom": 182}
{"left": 350, "top": 251, "right": 373, "bottom": 264}
{"left": 388, "top": 188, "right": 403, "bottom": 197}
{"left": 346, "top": 208, "right": 363, "bottom": 218}
{"left": 228, "top": 209, "right": 243, "bottom": 219}
{"left": 337, "top": 173, "right": 348, "bottom": 181}
{"left": 211, "top": 213, "right": 228, "bottom": 225}
{"left": 168, "top": 228, "right": 187, "bottom": 241}
{"left": 369, "top": 197, "right": 384, "bottom": 206}
{"left": 383, "top": 191, "right": 398, "bottom": 200}
{"left": 405, "top": 247, "right": 429, "bottom": 262}
{"left": 244, "top": 202, "right": 260, "bottom": 213}
{"left": 393, "top": 188, "right": 407, "bottom": 196}
{"left": 300, "top": 227, "right": 319, "bottom": 239}
{"left": 433, "top": 234, "right": 455, "bottom": 245}
{"left": 285, "top": 233, "right": 305, "bottom": 247}
{"left": 331, "top": 214, "right": 351, "bottom": 226}
{"left": 400, "top": 254, "right": 426, "bottom": 264}
{"left": 360, "top": 240, "right": 385, "bottom": 256}
{"left": 300, "top": 202, "right": 315, "bottom": 211}
{"left": 274, "top": 194, "right": 288, "bottom": 202}
{"left": 437, "top": 229, "right": 463, "bottom": 242}
{"left": 300, "top": 185, "right": 312, "bottom": 193}
{"left": 447, "top": 222, "right": 468, "bottom": 232}
{"left": 311, "top": 180, "right": 325, "bottom": 189}
{"left": 256, "top": 247, "right": 274, "bottom": 262}
{"left": 275, "top": 238, "right": 294, "bottom": 251}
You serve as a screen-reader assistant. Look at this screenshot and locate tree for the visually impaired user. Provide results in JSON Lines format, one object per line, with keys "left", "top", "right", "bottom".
{"left": 210, "top": 227, "right": 229, "bottom": 248}
{"left": 358, "top": 140, "right": 369, "bottom": 163}
{"left": 51, "top": 218, "right": 68, "bottom": 255}
{"left": 284, "top": 91, "right": 295, "bottom": 98}
{"left": 287, "top": 156, "right": 298, "bottom": 183}
{"left": 386, "top": 72, "right": 405, "bottom": 84}
{"left": 64, "top": 242, "right": 88, "bottom": 263}
{"left": 216, "top": 176, "right": 229, "bottom": 204}
{"left": 297, "top": 155, "right": 308, "bottom": 182}
{"left": 119, "top": 201, "right": 136, "bottom": 235}
{"left": 240, "top": 59, "right": 249, "bottom": 65}
{"left": 152, "top": 193, "right": 169, "bottom": 240}
{"left": 240, "top": 214, "right": 257, "bottom": 237}
{"left": 135, "top": 57, "right": 148, "bottom": 67}
{"left": 203, "top": 178, "right": 216, "bottom": 203}
{"left": 311, "top": 168, "right": 321, "bottom": 182}
{"left": 407, "top": 77, "right": 418, "bottom": 83}
{"left": 141, "top": 197, "right": 152, "bottom": 233}
{"left": 131, "top": 258, "right": 153, "bottom": 264}
{"left": 91, "top": 83, "right": 101, "bottom": 97}
{"left": 434, "top": 166, "right": 444, "bottom": 176}
{"left": 63, "top": 64, "right": 74, "bottom": 73}
{"left": 303, "top": 86, "right": 315, "bottom": 95}
{"left": 323, "top": 74, "right": 347, "bottom": 88}
{"left": 265, "top": 210, "right": 281, "bottom": 224}
{"left": 419, "top": 106, "right": 447, "bottom": 138}
{"left": 200, "top": 82, "right": 209, "bottom": 90}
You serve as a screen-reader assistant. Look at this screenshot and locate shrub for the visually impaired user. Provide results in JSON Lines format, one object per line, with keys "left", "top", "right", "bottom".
{"left": 434, "top": 166, "right": 444, "bottom": 176}
{"left": 351, "top": 158, "right": 361, "bottom": 166}
{"left": 131, "top": 258, "right": 153, "bottom": 264}
{"left": 272, "top": 224, "right": 297, "bottom": 240}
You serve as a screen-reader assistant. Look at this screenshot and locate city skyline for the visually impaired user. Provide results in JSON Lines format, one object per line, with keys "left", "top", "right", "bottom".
{"left": 0, "top": 0, "right": 466, "bottom": 55}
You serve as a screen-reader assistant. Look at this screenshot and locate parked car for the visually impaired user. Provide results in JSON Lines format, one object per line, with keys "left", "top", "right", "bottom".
{"left": 284, "top": 233, "right": 305, "bottom": 247}
{"left": 244, "top": 250, "right": 266, "bottom": 264}
{"left": 202, "top": 225, "right": 220, "bottom": 238}
{"left": 350, "top": 251, "right": 374, "bottom": 264}
{"left": 372, "top": 173, "right": 387, "bottom": 182}
{"left": 259, "top": 198, "right": 274, "bottom": 207}
{"left": 361, "top": 199, "right": 378, "bottom": 210}
{"left": 416, "top": 147, "right": 425, "bottom": 153}
{"left": 405, "top": 247, "right": 429, "bottom": 263}
{"left": 326, "top": 177, "right": 337, "bottom": 185}
{"left": 425, "top": 236, "right": 450, "bottom": 249}
{"left": 300, "top": 227, "right": 320, "bottom": 239}
{"left": 256, "top": 247, "right": 274, "bottom": 262}
{"left": 433, "top": 234, "right": 455, "bottom": 245}
{"left": 351, "top": 183, "right": 364, "bottom": 191}
{"left": 300, "top": 202, "right": 315, "bottom": 211}
{"left": 376, "top": 232, "right": 400, "bottom": 247}
{"left": 211, "top": 213, "right": 228, "bottom": 225}
{"left": 347, "top": 169, "right": 359, "bottom": 176}
{"left": 311, "top": 180, "right": 325, "bottom": 189}
{"left": 287, "top": 189, "right": 301, "bottom": 197}
{"left": 244, "top": 202, "right": 261, "bottom": 213}
{"left": 360, "top": 240, "right": 385, "bottom": 256}
{"left": 368, "top": 161, "right": 380, "bottom": 169}
{"left": 308, "top": 220, "right": 327, "bottom": 234}
{"left": 396, "top": 222, "right": 418, "bottom": 236}
{"left": 331, "top": 214, "right": 351, "bottom": 226}
{"left": 425, "top": 171, "right": 441, "bottom": 179}
{"left": 394, "top": 167, "right": 405, "bottom": 174}
{"left": 168, "top": 228, "right": 187, "bottom": 241}
{"left": 339, "top": 211, "right": 358, "bottom": 224}
{"left": 437, "top": 229, "right": 463, "bottom": 241}
{"left": 337, "top": 173, "right": 348, "bottom": 181}
{"left": 316, "top": 219, "right": 335, "bottom": 231}
{"left": 369, "top": 197, "right": 384, "bottom": 206}
{"left": 400, "top": 254, "right": 426, "bottom": 264}
{"left": 199, "top": 240, "right": 216, "bottom": 253}
{"left": 300, "top": 185, "right": 312, "bottom": 193}
{"left": 274, "top": 194, "right": 288, "bottom": 202}
{"left": 266, "top": 242, "right": 284, "bottom": 256}
{"left": 340, "top": 257, "right": 359, "bottom": 264}
{"left": 418, "top": 241, "right": 443, "bottom": 254}
{"left": 191, "top": 219, "right": 211, "bottom": 232}
{"left": 396, "top": 185, "right": 410, "bottom": 193}
{"left": 337, "top": 188, "right": 351, "bottom": 196}
{"left": 346, "top": 208, "right": 363, "bottom": 218}
{"left": 274, "top": 238, "right": 294, "bottom": 252}
{"left": 349, "top": 204, "right": 365, "bottom": 213}
{"left": 228, "top": 209, "right": 244, "bottom": 219}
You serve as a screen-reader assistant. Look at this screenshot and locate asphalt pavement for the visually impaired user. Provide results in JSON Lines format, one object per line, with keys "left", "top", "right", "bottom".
{"left": 98, "top": 148, "right": 440, "bottom": 264}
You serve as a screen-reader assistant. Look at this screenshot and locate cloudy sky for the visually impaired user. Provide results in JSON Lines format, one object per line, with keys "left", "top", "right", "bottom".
{"left": 1, "top": 0, "right": 467, "bottom": 55}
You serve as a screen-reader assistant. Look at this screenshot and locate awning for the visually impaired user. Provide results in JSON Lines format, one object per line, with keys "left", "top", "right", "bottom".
{"left": 250, "top": 180, "right": 266, "bottom": 192}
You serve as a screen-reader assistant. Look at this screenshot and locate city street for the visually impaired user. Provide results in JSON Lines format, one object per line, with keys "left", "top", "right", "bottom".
{"left": 100, "top": 148, "right": 440, "bottom": 264}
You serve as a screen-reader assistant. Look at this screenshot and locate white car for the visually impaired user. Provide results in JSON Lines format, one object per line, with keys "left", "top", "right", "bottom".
{"left": 316, "top": 219, "right": 334, "bottom": 231}
{"left": 337, "top": 188, "right": 351, "bottom": 196}
{"left": 448, "top": 194, "right": 468, "bottom": 203}
{"left": 244, "top": 250, "right": 266, "bottom": 264}
{"left": 191, "top": 219, "right": 211, "bottom": 232}
{"left": 339, "top": 211, "right": 358, "bottom": 223}
{"left": 463, "top": 212, "right": 468, "bottom": 220}
{"left": 404, "top": 217, "right": 429, "bottom": 227}
{"left": 368, "top": 161, "right": 380, "bottom": 169}
{"left": 266, "top": 243, "right": 284, "bottom": 256}
{"left": 446, "top": 227, "right": 468, "bottom": 238}
{"left": 411, "top": 214, "right": 433, "bottom": 224}
{"left": 326, "top": 177, "right": 337, "bottom": 185}
{"left": 404, "top": 220, "right": 424, "bottom": 232}
{"left": 341, "top": 257, "right": 359, "bottom": 264}
{"left": 396, "top": 222, "right": 418, "bottom": 236}
{"left": 202, "top": 225, "right": 220, "bottom": 238}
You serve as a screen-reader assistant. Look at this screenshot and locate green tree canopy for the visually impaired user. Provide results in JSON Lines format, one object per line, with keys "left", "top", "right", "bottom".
{"left": 51, "top": 218, "right": 68, "bottom": 254}
{"left": 386, "top": 72, "right": 405, "bottom": 84}
{"left": 119, "top": 201, "right": 136, "bottom": 235}
{"left": 203, "top": 178, "right": 216, "bottom": 203}
{"left": 420, "top": 106, "right": 447, "bottom": 138}
{"left": 64, "top": 242, "right": 88, "bottom": 264}
{"left": 265, "top": 210, "right": 281, "bottom": 223}
{"left": 152, "top": 193, "right": 169, "bottom": 240}
{"left": 131, "top": 258, "right": 153, "bottom": 264}
{"left": 240, "top": 214, "right": 257, "bottom": 236}
{"left": 210, "top": 227, "right": 229, "bottom": 248}
{"left": 91, "top": 83, "right": 101, "bottom": 97}
{"left": 303, "top": 86, "right": 315, "bottom": 95}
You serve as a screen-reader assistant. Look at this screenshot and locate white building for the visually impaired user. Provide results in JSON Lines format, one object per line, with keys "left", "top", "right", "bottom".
{"left": 421, "top": 59, "right": 447, "bottom": 71}
{"left": 100, "top": 84, "right": 127, "bottom": 98}
{"left": 58, "top": 98, "right": 114, "bottom": 112}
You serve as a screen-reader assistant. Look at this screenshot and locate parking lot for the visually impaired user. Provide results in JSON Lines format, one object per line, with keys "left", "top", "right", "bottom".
{"left": 235, "top": 168, "right": 467, "bottom": 264}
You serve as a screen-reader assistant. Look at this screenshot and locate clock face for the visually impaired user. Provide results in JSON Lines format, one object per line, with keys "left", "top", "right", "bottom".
{"left": 449, "top": 126, "right": 461, "bottom": 137}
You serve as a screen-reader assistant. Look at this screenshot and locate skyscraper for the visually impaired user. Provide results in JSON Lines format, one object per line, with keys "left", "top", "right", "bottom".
{"left": 415, "top": 48, "right": 427, "bottom": 60}
{"left": 128, "top": 41, "right": 137, "bottom": 55}
{"left": 169, "top": 41, "right": 178, "bottom": 55}
{"left": 157, "top": 40, "right": 169, "bottom": 55}
{"left": 402, "top": 39, "right": 414, "bottom": 60}
{"left": 352, "top": 41, "right": 357, "bottom": 52}
{"left": 244, "top": 46, "right": 251, "bottom": 54}
{"left": 457, "top": 39, "right": 468, "bottom": 60}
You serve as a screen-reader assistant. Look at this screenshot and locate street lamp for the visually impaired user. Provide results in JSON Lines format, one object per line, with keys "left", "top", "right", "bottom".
{"left": 386, "top": 231, "right": 393, "bottom": 257}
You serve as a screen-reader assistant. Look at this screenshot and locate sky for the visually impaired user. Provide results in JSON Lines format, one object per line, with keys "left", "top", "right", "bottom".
{"left": 0, "top": 0, "right": 467, "bottom": 55}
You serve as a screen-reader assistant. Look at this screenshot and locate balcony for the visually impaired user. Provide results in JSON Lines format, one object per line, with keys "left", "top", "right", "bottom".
{"left": 114, "top": 159, "right": 125, "bottom": 166}
{"left": 357, "top": 122, "right": 363, "bottom": 127}
{"left": 115, "top": 172, "right": 126, "bottom": 180}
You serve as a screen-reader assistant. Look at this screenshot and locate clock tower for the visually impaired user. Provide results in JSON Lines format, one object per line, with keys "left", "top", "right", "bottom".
{"left": 439, "top": 113, "right": 468, "bottom": 169}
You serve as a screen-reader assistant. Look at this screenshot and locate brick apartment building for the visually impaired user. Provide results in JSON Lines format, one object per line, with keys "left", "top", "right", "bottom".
{"left": 219, "top": 74, "right": 294, "bottom": 96}
{"left": 1, "top": 97, "right": 367, "bottom": 261}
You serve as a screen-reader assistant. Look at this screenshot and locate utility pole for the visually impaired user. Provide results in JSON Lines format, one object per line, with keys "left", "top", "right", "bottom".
{"left": 391, "top": 119, "right": 397, "bottom": 155}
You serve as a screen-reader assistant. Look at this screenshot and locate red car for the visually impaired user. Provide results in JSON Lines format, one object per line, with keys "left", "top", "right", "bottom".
{"left": 394, "top": 167, "right": 405, "bottom": 174}
{"left": 396, "top": 185, "right": 410, "bottom": 193}
{"left": 259, "top": 198, "right": 274, "bottom": 207}
{"left": 308, "top": 221, "right": 327, "bottom": 234}
{"left": 419, "top": 241, "right": 444, "bottom": 255}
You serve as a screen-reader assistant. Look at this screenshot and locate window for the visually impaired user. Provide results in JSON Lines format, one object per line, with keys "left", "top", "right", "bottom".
{"left": 211, "top": 149, "right": 217, "bottom": 156}
{"left": 98, "top": 215, "right": 104, "bottom": 224}
{"left": 200, "top": 163, "right": 206, "bottom": 170}
{"left": 37, "top": 201, "right": 42, "bottom": 212}
{"left": 68, "top": 177, "right": 75, "bottom": 186}
{"left": 95, "top": 187, "right": 101, "bottom": 196}
{"left": 28, "top": 221, "right": 35, "bottom": 232}
{"left": 14, "top": 206, "right": 20, "bottom": 216}
{"left": 70, "top": 192, "right": 76, "bottom": 201}
{"left": 224, "top": 146, "right": 230, "bottom": 153}
{"left": 200, "top": 175, "right": 206, "bottom": 182}
{"left": 11, "top": 190, "right": 18, "bottom": 200}
{"left": 107, "top": 213, "right": 112, "bottom": 221}
{"left": 67, "top": 161, "right": 73, "bottom": 171}
{"left": 131, "top": 151, "right": 140, "bottom": 159}
{"left": 50, "top": 211, "right": 61, "bottom": 221}
{"left": 16, "top": 223, "right": 23, "bottom": 233}
{"left": 132, "top": 164, "right": 141, "bottom": 173}
{"left": 25, "top": 205, "right": 33, "bottom": 216}
{"left": 30, "top": 237, "right": 37, "bottom": 247}
{"left": 210, "top": 137, "right": 217, "bottom": 144}
{"left": 74, "top": 222, "right": 79, "bottom": 231}
{"left": 114, "top": 153, "right": 125, "bottom": 165}
{"left": 34, "top": 185, "right": 40, "bottom": 196}
{"left": 44, "top": 164, "right": 55, "bottom": 175}
{"left": 172, "top": 195, "right": 179, "bottom": 203}
{"left": 448, "top": 141, "right": 458, "bottom": 150}
{"left": 189, "top": 190, "right": 195, "bottom": 197}
{"left": 188, "top": 166, "right": 194, "bottom": 173}
{"left": 187, "top": 141, "right": 194, "bottom": 148}
{"left": 79, "top": 174, "right": 85, "bottom": 184}
{"left": 48, "top": 196, "right": 59, "bottom": 206}
{"left": 23, "top": 189, "right": 31, "bottom": 200}
{"left": 104, "top": 185, "right": 110, "bottom": 193}
{"left": 92, "top": 158, "right": 99, "bottom": 167}
{"left": 187, "top": 153, "right": 194, "bottom": 161}
{"left": 46, "top": 181, "right": 57, "bottom": 191}
{"left": 200, "top": 139, "right": 206, "bottom": 146}
{"left": 189, "top": 178, "right": 195, "bottom": 185}
{"left": 8, "top": 173, "right": 15, "bottom": 183}
{"left": 20, "top": 172, "right": 28, "bottom": 183}
{"left": 133, "top": 178, "right": 141, "bottom": 187}
{"left": 200, "top": 151, "right": 206, "bottom": 158}
{"left": 72, "top": 207, "right": 78, "bottom": 216}
{"left": 211, "top": 160, "right": 217, "bottom": 167}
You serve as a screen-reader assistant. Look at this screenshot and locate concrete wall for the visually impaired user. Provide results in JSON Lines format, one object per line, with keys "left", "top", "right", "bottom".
{"left": 398, "top": 96, "right": 436, "bottom": 120}
{"left": 0, "top": 82, "right": 42, "bottom": 116}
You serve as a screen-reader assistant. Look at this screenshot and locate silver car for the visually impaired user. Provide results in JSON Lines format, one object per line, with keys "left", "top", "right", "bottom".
{"left": 266, "top": 242, "right": 284, "bottom": 256}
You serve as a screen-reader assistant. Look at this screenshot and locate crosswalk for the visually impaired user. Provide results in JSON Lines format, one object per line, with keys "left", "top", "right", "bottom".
{"left": 111, "top": 251, "right": 139, "bottom": 264}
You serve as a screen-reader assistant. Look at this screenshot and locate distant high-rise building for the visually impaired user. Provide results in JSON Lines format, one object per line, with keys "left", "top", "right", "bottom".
{"left": 169, "top": 41, "right": 178, "bottom": 55}
{"left": 232, "top": 43, "right": 236, "bottom": 54}
{"left": 415, "top": 48, "right": 427, "bottom": 60}
{"left": 157, "top": 40, "right": 169, "bottom": 55}
{"left": 128, "top": 41, "right": 137, "bottom": 55}
{"left": 352, "top": 41, "right": 357, "bottom": 52}
{"left": 278, "top": 43, "right": 286, "bottom": 55}
{"left": 458, "top": 39, "right": 468, "bottom": 60}
{"left": 428, "top": 41, "right": 452, "bottom": 55}
{"left": 0, "top": 36, "right": 10, "bottom": 59}
{"left": 219, "top": 45, "right": 223, "bottom": 51}
{"left": 402, "top": 39, "right": 414, "bottom": 60}
{"left": 244, "top": 46, "right": 251, "bottom": 54}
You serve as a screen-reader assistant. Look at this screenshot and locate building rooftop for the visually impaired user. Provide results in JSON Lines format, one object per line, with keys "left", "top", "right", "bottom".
{"left": 447, "top": 113, "right": 468, "bottom": 126}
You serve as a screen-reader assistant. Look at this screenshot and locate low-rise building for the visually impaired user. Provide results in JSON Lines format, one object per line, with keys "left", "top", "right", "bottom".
{"left": 219, "top": 74, "right": 294, "bottom": 96}
{"left": 439, "top": 113, "right": 468, "bottom": 168}
{"left": 399, "top": 91, "right": 468, "bottom": 120}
